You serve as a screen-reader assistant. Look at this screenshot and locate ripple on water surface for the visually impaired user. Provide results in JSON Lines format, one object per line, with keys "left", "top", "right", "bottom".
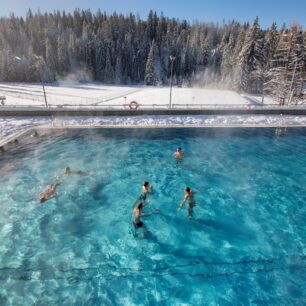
{"left": 0, "top": 127, "right": 305, "bottom": 305}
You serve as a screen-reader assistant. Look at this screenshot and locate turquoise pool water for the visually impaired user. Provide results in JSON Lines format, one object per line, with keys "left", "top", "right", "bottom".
{"left": 0, "top": 127, "right": 305, "bottom": 305}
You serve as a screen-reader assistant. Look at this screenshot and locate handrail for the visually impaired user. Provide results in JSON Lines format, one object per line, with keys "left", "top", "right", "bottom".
{"left": 1, "top": 103, "right": 306, "bottom": 110}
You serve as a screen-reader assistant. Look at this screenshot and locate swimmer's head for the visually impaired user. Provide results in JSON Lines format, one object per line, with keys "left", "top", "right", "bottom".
{"left": 177, "top": 147, "right": 182, "bottom": 151}
{"left": 143, "top": 181, "right": 149, "bottom": 187}
{"left": 137, "top": 202, "right": 144, "bottom": 209}
{"left": 39, "top": 196, "right": 46, "bottom": 203}
{"left": 65, "top": 167, "right": 71, "bottom": 174}
{"left": 185, "top": 187, "right": 191, "bottom": 192}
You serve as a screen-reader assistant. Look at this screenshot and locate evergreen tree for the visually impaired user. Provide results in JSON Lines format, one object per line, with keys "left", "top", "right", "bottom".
{"left": 57, "top": 34, "right": 69, "bottom": 75}
{"left": 0, "top": 8, "right": 304, "bottom": 103}
{"left": 145, "top": 42, "right": 155, "bottom": 85}
{"left": 104, "top": 47, "right": 114, "bottom": 83}
{"left": 115, "top": 56, "right": 123, "bottom": 84}
{"left": 266, "top": 24, "right": 306, "bottom": 104}
{"left": 237, "top": 17, "right": 265, "bottom": 93}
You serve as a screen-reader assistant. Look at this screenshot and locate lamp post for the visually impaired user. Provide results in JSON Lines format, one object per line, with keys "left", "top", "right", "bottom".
{"left": 288, "top": 59, "right": 298, "bottom": 105}
{"left": 34, "top": 55, "right": 48, "bottom": 108}
{"left": 169, "top": 55, "right": 176, "bottom": 109}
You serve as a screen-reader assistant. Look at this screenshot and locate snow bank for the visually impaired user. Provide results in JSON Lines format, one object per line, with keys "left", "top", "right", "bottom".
{"left": 1, "top": 115, "right": 305, "bottom": 145}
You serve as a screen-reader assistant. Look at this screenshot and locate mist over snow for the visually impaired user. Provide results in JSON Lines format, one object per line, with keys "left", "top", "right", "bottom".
{"left": 0, "top": 82, "right": 275, "bottom": 107}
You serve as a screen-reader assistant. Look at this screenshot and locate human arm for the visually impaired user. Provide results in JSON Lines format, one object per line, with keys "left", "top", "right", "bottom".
{"left": 178, "top": 195, "right": 188, "bottom": 210}
{"left": 142, "top": 201, "right": 150, "bottom": 207}
{"left": 76, "top": 170, "right": 88, "bottom": 176}
{"left": 140, "top": 208, "right": 159, "bottom": 217}
{"left": 148, "top": 185, "right": 154, "bottom": 194}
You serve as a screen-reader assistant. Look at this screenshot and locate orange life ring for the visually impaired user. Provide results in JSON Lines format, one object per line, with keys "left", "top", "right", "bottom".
{"left": 129, "top": 101, "right": 139, "bottom": 110}
{"left": 244, "top": 102, "right": 251, "bottom": 109}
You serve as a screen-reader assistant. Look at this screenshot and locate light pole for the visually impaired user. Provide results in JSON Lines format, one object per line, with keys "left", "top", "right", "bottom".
{"left": 169, "top": 55, "right": 176, "bottom": 109}
{"left": 288, "top": 59, "right": 298, "bottom": 105}
{"left": 34, "top": 55, "right": 48, "bottom": 108}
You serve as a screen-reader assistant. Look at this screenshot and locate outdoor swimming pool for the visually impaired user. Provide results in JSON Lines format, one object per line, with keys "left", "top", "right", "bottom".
{"left": 0, "top": 127, "right": 305, "bottom": 305}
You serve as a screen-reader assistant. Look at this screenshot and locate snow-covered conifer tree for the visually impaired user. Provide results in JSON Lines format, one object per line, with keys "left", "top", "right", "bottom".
{"left": 237, "top": 17, "right": 265, "bottom": 93}
{"left": 145, "top": 42, "right": 155, "bottom": 85}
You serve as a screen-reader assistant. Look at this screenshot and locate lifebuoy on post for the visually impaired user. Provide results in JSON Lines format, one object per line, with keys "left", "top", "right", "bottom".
{"left": 244, "top": 101, "right": 251, "bottom": 109}
{"left": 129, "top": 101, "right": 139, "bottom": 110}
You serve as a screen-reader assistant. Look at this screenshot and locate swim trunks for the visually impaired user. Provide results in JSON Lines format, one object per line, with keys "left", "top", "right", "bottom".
{"left": 134, "top": 221, "right": 144, "bottom": 228}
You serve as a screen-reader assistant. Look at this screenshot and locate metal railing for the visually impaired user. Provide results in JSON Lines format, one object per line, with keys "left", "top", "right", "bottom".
{"left": 2, "top": 103, "right": 306, "bottom": 110}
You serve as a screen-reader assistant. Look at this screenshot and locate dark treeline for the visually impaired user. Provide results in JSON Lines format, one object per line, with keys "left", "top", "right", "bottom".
{"left": 0, "top": 9, "right": 305, "bottom": 104}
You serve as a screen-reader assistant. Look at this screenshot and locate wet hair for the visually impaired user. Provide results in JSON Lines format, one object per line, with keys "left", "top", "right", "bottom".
{"left": 178, "top": 147, "right": 182, "bottom": 151}
{"left": 143, "top": 181, "right": 149, "bottom": 187}
{"left": 65, "top": 167, "right": 71, "bottom": 173}
{"left": 185, "top": 187, "right": 191, "bottom": 192}
{"left": 137, "top": 202, "right": 144, "bottom": 209}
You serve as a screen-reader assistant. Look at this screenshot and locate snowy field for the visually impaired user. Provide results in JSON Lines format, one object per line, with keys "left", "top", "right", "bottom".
{"left": 0, "top": 82, "right": 270, "bottom": 107}
{"left": 0, "top": 82, "right": 305, "bottom": 146}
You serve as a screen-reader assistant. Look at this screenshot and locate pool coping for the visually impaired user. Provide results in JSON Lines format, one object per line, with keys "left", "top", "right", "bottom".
{"left": 1, "top": 123, "right": 306, "bottom": 151}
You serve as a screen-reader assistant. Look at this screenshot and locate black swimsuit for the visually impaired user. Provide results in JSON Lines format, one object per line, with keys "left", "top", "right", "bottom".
{"left": 134, "top": 221, "right": 144, "bottom": 228}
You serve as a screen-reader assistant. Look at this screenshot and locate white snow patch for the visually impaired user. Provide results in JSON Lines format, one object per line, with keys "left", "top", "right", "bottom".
{"left": 0, "top": 82, "right": 250, "bottom": 107}
{"left": 1, "top": 115, "right": 306, "bottom": 146}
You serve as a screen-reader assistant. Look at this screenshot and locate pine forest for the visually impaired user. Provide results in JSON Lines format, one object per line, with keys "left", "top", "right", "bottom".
{"left": 0, "top": 9, "right": 305, "bottom": 104}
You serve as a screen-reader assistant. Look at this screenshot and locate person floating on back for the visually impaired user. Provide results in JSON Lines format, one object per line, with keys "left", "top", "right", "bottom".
{"left": 173, "top": 147, "right": 185, "bottom": 159}
{"left": 39, "top": 181, "right": 60, "bottom": 203}
{"left": 132, "top": 202, "right": 159, "bottom": 228}
{"left": 178, "top": 187, "right": 196, "bottom": 218}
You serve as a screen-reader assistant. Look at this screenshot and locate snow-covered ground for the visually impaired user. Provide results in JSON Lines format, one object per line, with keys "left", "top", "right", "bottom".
{"left": 1, "top": 115, "right": 306, "bottom": 147}
{"left": 0, "top": 82, "right": 273, "bottom": 107}
{"left": 0, "top": 82, "right": 305, "bottom": 147}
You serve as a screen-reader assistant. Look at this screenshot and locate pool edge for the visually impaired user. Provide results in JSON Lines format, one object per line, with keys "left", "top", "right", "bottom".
{"left": 1, "top": 123, "right": 306, "bottom": 151}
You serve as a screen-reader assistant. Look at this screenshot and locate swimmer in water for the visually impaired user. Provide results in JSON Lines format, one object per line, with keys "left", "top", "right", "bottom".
{"left": 173, "top": 147, "right": 185, "bottom": 159}
{"left": 64, "top": 166, "right": 88, "bottom": 176}
{"left": 178, "top": 187, "right": 196, "bottom": 218}
{"left": 140, "top": 181, "right": 153, "bottom": 200}
{"left": 39, "top": 181, "right": 60, "bottom": 203}
{"left": 56, "top": 166, "right": 88, "bottom": 185}
{"left": 132, "top": 202, "right": 159, "bottom": 228}
{"left": 31, "top": 131, "right": 39, "bottom": 137}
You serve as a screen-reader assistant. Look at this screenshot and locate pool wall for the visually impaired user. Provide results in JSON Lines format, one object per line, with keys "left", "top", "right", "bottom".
{"left": 1, "top": 122, "right": 306, "bottom": 152}
{"left": 1, "top": 107, "right": 306, "bottom": 116}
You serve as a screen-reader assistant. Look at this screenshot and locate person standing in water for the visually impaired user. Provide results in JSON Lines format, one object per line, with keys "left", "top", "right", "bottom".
{"left": 173, "top": 147, "right": 185, "bottom": 159}
{"left": 178, "top": 187, "right": 196, "bottom": 218}
{"left": 132, "top": 202, "right": 159, "bottom": 228}
{"left": 140, "top": 181, "right": 153, "bottom": 200}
